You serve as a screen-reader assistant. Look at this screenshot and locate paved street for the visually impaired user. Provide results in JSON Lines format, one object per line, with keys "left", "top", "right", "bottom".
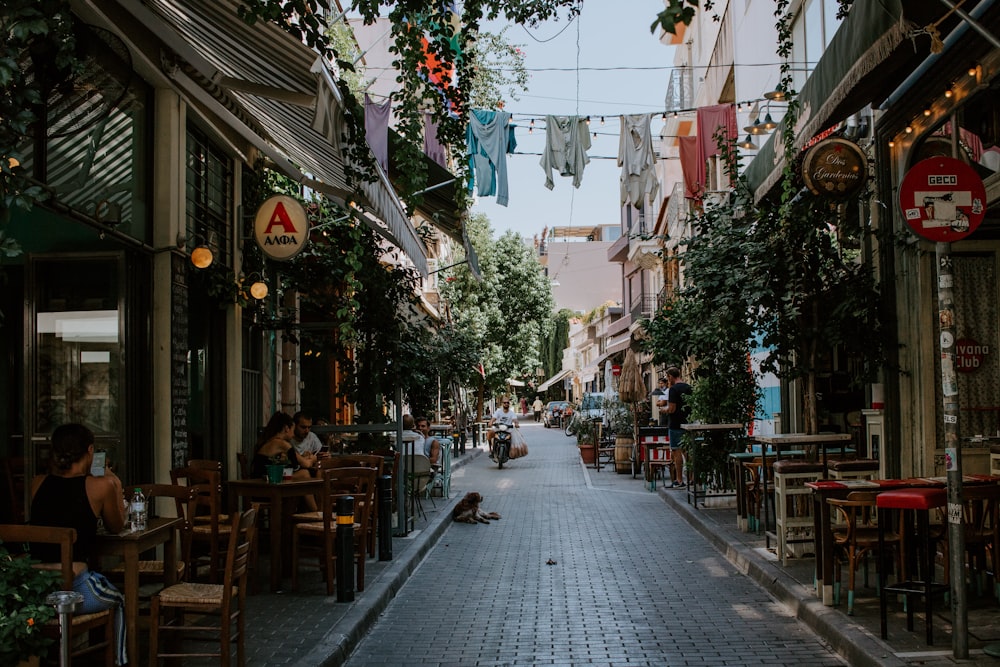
{"left": 344, "top": 422, "right": 845, "bottom": 666}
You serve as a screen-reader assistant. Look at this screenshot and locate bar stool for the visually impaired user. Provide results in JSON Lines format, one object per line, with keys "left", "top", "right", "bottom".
{"left": 877, "top": 488, "right": 948, "bottom": 644}
{"left": 827, "top": 459, "right": 880, "bottom": 481}
{"left": 773, "top": 460, "right": 825, "bottom": 565}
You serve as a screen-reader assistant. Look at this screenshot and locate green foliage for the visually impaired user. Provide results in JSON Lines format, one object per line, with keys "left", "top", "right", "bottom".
{"left": 567, "top": 413, "right": 597, "bottom": 444}
{"left": 540, "top": 308, "right": 571, "bottom": 380}
{"left": 466, "top": 27, "right": 529, "bottom": 110}
{"left": 605, "top": 395, "right": 634, "bottom": 436}
{"left": 0, "top": 543, "right": 60, "bottom": 664}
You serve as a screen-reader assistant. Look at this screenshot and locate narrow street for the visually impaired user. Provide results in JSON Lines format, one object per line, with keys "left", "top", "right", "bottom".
{"left": 344, "top": 422, "right": 846, "bottom": 666}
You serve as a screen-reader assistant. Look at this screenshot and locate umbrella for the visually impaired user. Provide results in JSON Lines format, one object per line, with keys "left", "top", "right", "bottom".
{"left": 617, "top": 348, "right": 646, "bottom": 404}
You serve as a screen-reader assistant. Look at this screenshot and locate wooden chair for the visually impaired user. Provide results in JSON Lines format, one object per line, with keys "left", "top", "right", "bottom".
{"left": 148, "top": 508, "right": 258, "bottom": 667}
{"left": 1, "top": 456, "right": 26, "bottom": 523}
{"left": 829, "top": 491, "right": 900, "bottom": 615}
{"left": 170, "top": 466, "right": 231, "bottom": 583}
{"left": 0, "top": 524, "right": 116, "bottom": 666}
{"left": 940, "top": 484, "right": 1000, "bottom": 598}
{"left": 105, "top": 483, "right": 194, "bottom": 584}
{"left": 318, "top": 455, "right": 385, "bottom": 557}
{"left": 291, "top": 467, "right": 376, "bottom": 594}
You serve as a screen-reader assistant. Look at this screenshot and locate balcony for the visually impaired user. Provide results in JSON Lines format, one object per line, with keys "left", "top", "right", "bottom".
{"left": 630, "top": 293, "right": 658, "bottom": 322}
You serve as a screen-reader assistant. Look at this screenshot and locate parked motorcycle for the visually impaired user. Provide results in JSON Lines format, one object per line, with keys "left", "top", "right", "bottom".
{"left": 491, "top": 424, "right": 512, "bottom": 469}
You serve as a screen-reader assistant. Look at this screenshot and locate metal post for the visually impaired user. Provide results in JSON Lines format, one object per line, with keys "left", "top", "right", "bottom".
{"left": 46, "top": 591, "right": 83, "bottom": 667}
{"left": 335, "top": 495, "right": 355, "bottom": 602}
{"left": 377, "top": 474, "right": 393, "bottom": 561}
{"left": 937, "top": 243, "right": 967, "bottom": 658}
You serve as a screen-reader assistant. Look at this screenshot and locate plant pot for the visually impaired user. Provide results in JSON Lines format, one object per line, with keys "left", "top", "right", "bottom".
{"left": 578, "top": 443, "right": 596, "bottom": 464}
{"left": 265, "top": 464, "right": 284, "bottom": 484}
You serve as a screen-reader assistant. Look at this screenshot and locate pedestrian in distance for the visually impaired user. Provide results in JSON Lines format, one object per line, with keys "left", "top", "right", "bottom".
{"left": 664, "top": 367, "right": 692, "bottom": 488}
{"left": 532, "top": 396, "right": 544, "bottom": 422}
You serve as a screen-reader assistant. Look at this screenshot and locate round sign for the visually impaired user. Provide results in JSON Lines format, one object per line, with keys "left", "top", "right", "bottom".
{"left": 611, "top": 364, "right": 621, "bottom": 377}
{"left": 801, "top": 137, "right": 867, "bottom": 199}
{"left": 955, "top": 337, "right": 988, "bottom": 373}
{"left": 899, "top": 156, "right": 986, "bottom": 242}
{"left": 254, "top": 195, "right": 309, "bottom": 261}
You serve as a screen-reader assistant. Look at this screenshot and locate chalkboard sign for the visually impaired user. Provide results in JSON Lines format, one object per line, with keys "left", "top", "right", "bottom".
{"left": 171, "top": 253, "right": 189, "bottom": 467}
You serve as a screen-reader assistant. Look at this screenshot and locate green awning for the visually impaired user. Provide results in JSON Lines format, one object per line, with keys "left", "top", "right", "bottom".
{"left": 745, "top": 0, "right": 939, "bottom": 201}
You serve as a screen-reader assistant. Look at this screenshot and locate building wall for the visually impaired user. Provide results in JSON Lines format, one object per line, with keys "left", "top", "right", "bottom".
{"left": 546, "top": 241, "right": 621, "bottom": 312}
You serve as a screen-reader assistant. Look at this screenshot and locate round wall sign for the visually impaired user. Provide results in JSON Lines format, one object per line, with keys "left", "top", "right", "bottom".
{"left": 254, "top": 195, "right": 309, "bottom": 261}
{"left": 899, "top": 157, "right": 986, "bottom": 243}
{"left": 801, "top": 137, "right": 867, "bottom": 199}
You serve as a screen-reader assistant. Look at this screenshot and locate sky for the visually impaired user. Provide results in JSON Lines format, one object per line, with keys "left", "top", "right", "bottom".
{"left": 475, "top": 1, "right": 675, "bottom": 240}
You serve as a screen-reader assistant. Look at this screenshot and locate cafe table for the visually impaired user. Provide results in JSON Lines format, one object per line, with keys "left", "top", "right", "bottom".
{"left": 680, "top": 423, "right": 745, "bottom": 508}
{"left": 94, "top": 516, "right": 182, "bottom": 665}
{"left": 228, "top": 478, "right": 322, "bottom": 592}
{"left": 805, "top": 474, "right": 1000, "bottom": 605}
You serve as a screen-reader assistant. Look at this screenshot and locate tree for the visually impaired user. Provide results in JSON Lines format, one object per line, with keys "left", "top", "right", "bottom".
{"left": 440, "top": 213, "right": 554, "bottom": 397}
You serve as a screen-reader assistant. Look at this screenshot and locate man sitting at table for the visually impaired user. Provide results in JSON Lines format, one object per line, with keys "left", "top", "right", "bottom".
{"left": 252, "top": 411, "right": 318, "bottom": 510}
{"left": 28, "top": 423, "right": 129, "bottom": 666}
{"left": 415, "top": 416, "right": 445, "bottom": 468}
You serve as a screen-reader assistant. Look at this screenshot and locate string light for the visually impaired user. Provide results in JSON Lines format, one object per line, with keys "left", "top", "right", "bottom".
{"left": 945, "top": 88, "right": 954, "bottom": 98}
{"left": 923, "top": 108, "right": 932, "bottom": 116}
{"left": 600, "top": 116, "right": 605, "bottom": 126}
{"left": 905, "top": 126, "right": 913, "bottom": 134}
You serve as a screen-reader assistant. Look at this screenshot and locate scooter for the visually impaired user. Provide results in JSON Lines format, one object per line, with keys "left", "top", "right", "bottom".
{"left": 491, "top": 424, "right": 512, "bottom": 469}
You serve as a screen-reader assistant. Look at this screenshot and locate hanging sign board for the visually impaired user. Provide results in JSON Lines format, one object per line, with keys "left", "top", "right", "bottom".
{"left": 254, "top": 195, "right": 309, "bottom": 261}
{"left": 801, "top": 137, "right": 867, "bottom": 198}
{"left": 899, "top": 157, "right": 986, "bottom": 243}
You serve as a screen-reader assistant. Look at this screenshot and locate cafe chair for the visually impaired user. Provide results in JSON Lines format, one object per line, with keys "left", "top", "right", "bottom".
{"left": 106, "top": 483, "right": 194, "bottom": 584}
{"left": 1, "top": 456, "right": 26, "bottom": 523}
{"left": 185, "top": 459, "right": 232, "bottom": 524}
{"left": 939, "top": 484, "right": 1000, "bottom": 599}
{"left": 0, "top": 524, "right": 116, "bottom": 666}
{"left": 148, "top": 508, "right": 258, "bottom": 667}
{"left": 318, "top": 455, "right": 385, "bottom": 557}
{"left": 828, "top": 491, "right": 899, "bottom": 615}
{"left": 291, "top": 466, "right": 376, "bottom": 594}
{"left": 170, "top": 465, "right": 232, "bottom": 583}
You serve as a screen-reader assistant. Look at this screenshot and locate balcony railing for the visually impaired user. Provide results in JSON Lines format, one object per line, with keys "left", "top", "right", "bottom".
{"left": 630, "top": 294, "right": 658, "bottom": 321}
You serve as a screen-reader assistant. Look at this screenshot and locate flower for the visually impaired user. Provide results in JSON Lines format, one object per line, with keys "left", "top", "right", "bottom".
{"left": 26, "top": 618, "right": 34, "bottom": 627}
{"left": 0, "top": 545, "right": 60, "bottom": 663}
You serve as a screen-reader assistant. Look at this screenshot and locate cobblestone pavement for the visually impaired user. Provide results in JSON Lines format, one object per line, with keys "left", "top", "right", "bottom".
{"left": 343, "top": 423, "right": 845, "bottom": 667}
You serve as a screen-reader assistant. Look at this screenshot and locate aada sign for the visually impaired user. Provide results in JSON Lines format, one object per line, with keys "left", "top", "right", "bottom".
{"left": 254, "top": 195, "right": 309, "bottom": 261}
{"left": 899, "top": 157, "right": 986, "bottom": 242}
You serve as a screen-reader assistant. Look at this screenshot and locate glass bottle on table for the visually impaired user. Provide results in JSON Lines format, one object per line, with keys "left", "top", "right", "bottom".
{"left": 130, "top": 488, "right": 147, "bottom": 532}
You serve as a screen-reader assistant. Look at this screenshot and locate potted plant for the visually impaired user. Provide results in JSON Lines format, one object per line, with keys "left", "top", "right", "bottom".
{"left": 0, "top": 541, "right": 60, "bottom": 666}
{"left": 568, "top": 416, "right": 597, "bottom": 464}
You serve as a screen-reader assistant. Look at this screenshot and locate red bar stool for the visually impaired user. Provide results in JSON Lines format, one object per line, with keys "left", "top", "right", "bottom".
{"left": 877, "top": 488, "right": 948, "bottom": 644}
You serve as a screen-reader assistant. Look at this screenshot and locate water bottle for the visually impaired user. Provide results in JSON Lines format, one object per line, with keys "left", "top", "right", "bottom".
{"left": 130, "top": 488, "right": 147, "bottom": 532}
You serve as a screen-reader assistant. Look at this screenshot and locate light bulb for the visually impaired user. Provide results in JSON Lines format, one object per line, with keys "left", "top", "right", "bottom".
{"left": 249, "top": 281, "right": 269, "bottom": 300}
{"left": 190, "top": 246, "right": 213, "bottom": 269}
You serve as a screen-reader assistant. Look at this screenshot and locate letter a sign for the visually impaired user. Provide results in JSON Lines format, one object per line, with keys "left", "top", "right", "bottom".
{"left": 254, "top": 195, "right": 309, "bottom": 261}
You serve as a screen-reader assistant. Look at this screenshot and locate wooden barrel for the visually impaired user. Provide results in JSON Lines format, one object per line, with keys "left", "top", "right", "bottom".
{"left": 614, "top": 436, "right": 634, "bottom": 474}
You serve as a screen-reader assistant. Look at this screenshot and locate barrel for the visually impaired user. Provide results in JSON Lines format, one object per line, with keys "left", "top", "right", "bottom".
{"left": 614, "top": 436, "right": 634, "bottom": 474}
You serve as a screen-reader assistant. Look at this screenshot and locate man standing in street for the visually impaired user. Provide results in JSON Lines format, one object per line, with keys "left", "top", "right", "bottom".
{"left": 532, "top": 396, "right": 544, "bottom": 422}
{"left": 665, "top": 367, "right": 692, "bottom": 488}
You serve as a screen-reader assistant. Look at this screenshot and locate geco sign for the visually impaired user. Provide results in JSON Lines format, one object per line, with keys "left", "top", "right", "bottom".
{"left": 254, "top": 195, "right": 309, "bottom": 261}
{"left": 899, "top": 157, "right": 986, "bottom": 242}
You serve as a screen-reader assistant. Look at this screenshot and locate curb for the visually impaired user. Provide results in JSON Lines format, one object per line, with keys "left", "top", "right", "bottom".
{"left": 658, "top": 487, "right": 906, "bottom": 667}
{"left": 295, "top": 447, "right": 484, "bottom": 666}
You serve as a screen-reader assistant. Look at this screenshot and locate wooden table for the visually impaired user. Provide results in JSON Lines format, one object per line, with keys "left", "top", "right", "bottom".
{"left": 94, "top": 516, "right": 181, "bottom": 665}
{"left": 680, "top": 423, "right": 745, "bottom": 508}
{"left": 228, "top": 478, "right": 322, "bottom": 592}
{"left": 805, "top": 475, "right": 1000, "bottom": 605}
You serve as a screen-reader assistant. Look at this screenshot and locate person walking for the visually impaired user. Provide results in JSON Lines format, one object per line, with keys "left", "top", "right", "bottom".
{"left": 532, "top": 396, "right": 544, "bottom": 422}
{"left": 664, "top": 367, "right": 692, "bottom": 488}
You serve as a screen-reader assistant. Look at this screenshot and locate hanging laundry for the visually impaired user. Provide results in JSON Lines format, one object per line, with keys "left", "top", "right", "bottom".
{"left": 424, "top": 113, "right": 448, "bottom": 168}
{"left": 466, "top": 109, "right": 516, "bottom": 206}
{"left": 678, "top": 136, "right": 701, "bottom": 200}
{"left": 539, "top": 115, "right": 591, "bottom": 190}
{"left": 618, "top": 113, "right": 658, "bottom": 206}
{"left": 695, "top": 103, "right": 737, "bottom": 182}
{"left": 365, "top": 94, "right": 391, "bottom": 172}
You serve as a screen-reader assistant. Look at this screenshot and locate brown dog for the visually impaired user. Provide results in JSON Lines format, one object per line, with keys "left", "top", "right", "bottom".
{"left": 452, "top": 492, "right": 501, "bottom": 524}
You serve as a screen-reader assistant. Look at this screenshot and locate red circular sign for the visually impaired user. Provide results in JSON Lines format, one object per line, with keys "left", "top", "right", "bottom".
{"left": 899, "top": 157, "right": 986, "bottom": 242}
{"left": 611, "top": 365, "right": 621, "bottom": 377}
{"left": 956, "top": 337, "right": 988, "bottom": 373}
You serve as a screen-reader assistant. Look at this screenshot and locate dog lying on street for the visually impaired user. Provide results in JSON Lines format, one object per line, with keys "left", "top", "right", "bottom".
{"left": 452, "top": 492, "right": 501, "bottom": 524}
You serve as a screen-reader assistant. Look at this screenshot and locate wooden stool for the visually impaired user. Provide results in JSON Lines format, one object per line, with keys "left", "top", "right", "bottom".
{"left": 877, "top": 488, "right": 948, "bottom": 645}
{"left": 828, "top": 459, "right": 880, "bottom": 481}
{"left": 773, "top": 460, "right": 825, "bottom": 565}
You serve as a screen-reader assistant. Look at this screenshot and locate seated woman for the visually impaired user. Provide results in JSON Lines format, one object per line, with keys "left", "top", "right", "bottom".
{"left": 251, "top": 411, "right": 318, "bottom": 510}
{"left": 29, "top": 423, "right": 128, "bottom": 666}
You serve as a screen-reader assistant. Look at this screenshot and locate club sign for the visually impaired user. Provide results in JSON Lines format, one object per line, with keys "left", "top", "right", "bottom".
{"left": 254, "top": 195, "right": 309, "bottom": 261}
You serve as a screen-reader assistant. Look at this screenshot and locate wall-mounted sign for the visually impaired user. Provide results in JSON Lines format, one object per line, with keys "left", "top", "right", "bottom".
{"left": 611, "top": 364, "right": 621, "bottom": 377}
{"left": 801, "top": 137, "right": 867, "bottom": 199}
{"left": 899, "top": 157, "right": 986, "bottom": 243}
{"left": 955, "top": 337, "right": 988, "bottom": 373}
{"left": 254, "top": 195, "right": 309, "bottom": 261}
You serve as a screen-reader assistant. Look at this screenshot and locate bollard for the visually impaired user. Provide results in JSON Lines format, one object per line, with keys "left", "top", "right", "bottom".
{"left": 377, "top": 474, "right": 393, "bottom": 561}
{"left": 46, "top": 591, "right": 83, "bottom": 667}
{"left": 335, "top": 495, "right": 355, "bottom": 602}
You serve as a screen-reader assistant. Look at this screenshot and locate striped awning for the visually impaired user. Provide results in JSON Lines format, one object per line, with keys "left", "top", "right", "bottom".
{"left": 538, "top": 368, "right": 573, "bottom": 393}
{"left": 122, "top": 0, "right": 428, "bottom": 273}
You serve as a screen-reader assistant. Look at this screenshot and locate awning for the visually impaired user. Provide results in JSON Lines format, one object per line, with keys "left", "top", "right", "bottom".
{"left": 538, "top": 368, "right": 573, "bottom": 393}
{"left": 745, "top": 0, "right": 942, "bottom": 202}
{"left": 598, "top": 337, "right": 631, "bottom": 363}
{"left": 506, "top": 378, "right": 526, "bottom": 387}
{"left": 120, "top": 0, "right": 428, "bottom": 274}
{"left": 579, "top": 365, "right": 598, "bottom": 385}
